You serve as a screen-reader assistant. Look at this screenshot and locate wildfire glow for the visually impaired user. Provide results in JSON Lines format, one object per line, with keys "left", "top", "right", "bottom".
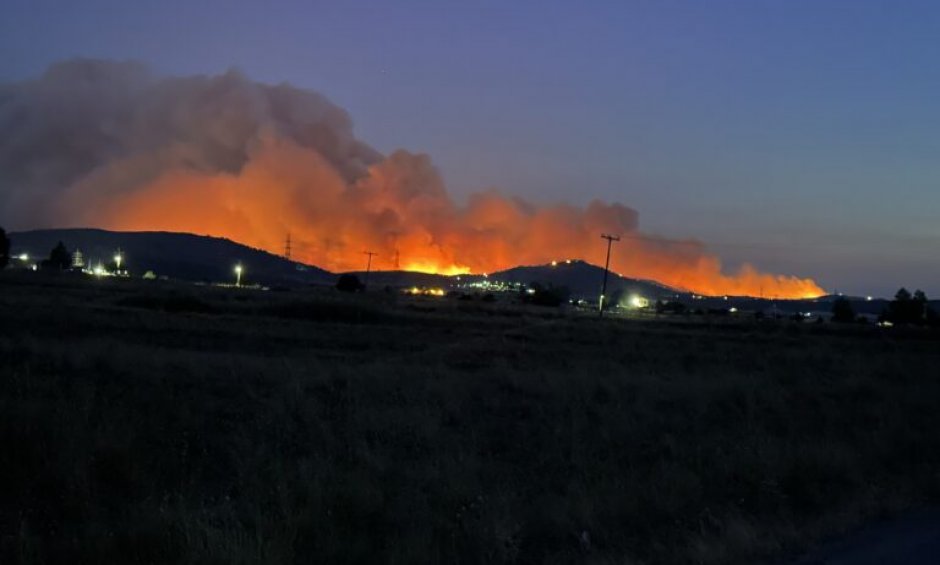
{"left": 75, "top": 141, "right": 824, "bottom": 299}
{"left": 402, "top": 261, "right": 471, "bottom": 276}
{"left": 1, "top": 60, "right": 825, "bottom": 300}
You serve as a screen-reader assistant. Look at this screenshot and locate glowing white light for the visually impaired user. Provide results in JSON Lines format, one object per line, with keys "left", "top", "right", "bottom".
{"left": 630, "top": 295, "right": 645, "bottom": 309}
{"left": 18, "top": 253, "right": 29, "bottom": 261}
{"left": 729, "top": 307, "right": 738, "bottom": 313}
{"left": 234, "top": 264, "right": 243, "bottom": 286}
{"left": 551, "top": 260, "right": 558, "bottom": 267}
{"left": 866, "top": 296, "right": 873, "bottom": 302}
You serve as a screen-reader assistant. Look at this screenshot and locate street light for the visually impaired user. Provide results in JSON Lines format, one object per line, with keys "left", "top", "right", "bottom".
{"left": 114, "top": 251, "right": 123, "bottom": 273}
{"left": 234, "top": 264, "right": 243, "bottom": 287}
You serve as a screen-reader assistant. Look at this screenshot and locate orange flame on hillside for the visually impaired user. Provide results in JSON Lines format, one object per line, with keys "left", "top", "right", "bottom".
{"left": 70, "top": 140, "right": 823, "bottom": 298}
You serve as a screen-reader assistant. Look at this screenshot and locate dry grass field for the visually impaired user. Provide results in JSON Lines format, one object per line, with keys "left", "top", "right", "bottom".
{"left": 1, "top": 272, "right": 939, "bottom": 564}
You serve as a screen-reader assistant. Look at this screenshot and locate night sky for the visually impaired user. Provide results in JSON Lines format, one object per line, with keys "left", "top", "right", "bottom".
{"left": 2, "top": 0, "right": 938, "bottom": 297}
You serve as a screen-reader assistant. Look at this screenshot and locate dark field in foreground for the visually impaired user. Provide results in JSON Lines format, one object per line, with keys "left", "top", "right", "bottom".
{"left": 1, "top": 274, "right": 939, "bottom": 564}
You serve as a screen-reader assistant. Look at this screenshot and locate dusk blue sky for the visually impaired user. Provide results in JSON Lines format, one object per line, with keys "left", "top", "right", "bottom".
{"left": 2, "top": 0, "right": 938, "bottom": 296}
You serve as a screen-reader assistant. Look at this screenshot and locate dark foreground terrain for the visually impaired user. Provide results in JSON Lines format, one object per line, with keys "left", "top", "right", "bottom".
{"left": 1, "top": 273, "right": 939, "bottom": 564}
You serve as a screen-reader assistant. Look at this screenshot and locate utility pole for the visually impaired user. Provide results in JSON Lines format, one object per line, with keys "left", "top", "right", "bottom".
{"left": 599, "top": 234, "right": 621, "bottom": 317}
{"left": 284, "top": 232, "right": 292, "bottom": 260}
{"left": 363, "top": 251, "right": 377, "bottom": 290}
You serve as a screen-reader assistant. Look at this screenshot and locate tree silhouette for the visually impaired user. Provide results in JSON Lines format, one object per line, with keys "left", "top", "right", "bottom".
{"left": 0, "top": 227, "right": 9, "bottom": 270}
{"left": 831, "top": 296, "right": 856, "bottom": 323}
{"left": 43, "top": 241, "right": 71, "bottom": 270}
{"left": 883, "top": 288, "right": 929, "bottom": 325}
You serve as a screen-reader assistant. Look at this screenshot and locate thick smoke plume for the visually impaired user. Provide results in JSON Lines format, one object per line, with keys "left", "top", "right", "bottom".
{"left": 0, "top": 59, "right": 822, "bottom": 297}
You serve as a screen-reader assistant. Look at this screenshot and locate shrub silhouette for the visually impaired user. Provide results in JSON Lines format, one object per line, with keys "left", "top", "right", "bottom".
{"left": 656, "top": 300, "right": 687, "bottom": 315}
{"left": 524, "top": 283, "right": 570, "bottom": 307}
{"left": 336, "top": 273, "right": 364, "bottom": 292}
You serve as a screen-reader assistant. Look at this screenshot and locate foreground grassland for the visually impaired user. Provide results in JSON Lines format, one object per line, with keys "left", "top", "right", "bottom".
{"left": 1, "top": 274, "right": 939, "bottom": 564}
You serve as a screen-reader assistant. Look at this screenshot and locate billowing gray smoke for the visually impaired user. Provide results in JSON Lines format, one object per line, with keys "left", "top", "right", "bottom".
{"left": 0, "top": 58, "right": 379, "bottom": 228}
{"left": 0, "top": 59, "right": 823, "bottom": 297}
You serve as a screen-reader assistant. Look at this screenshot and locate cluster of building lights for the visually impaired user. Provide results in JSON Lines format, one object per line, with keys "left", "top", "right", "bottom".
{"left": 404, "top": 286, "right": 445, "bottom": 297}
{"left": 84, "top": 251, "right": 127, "bottom": 277}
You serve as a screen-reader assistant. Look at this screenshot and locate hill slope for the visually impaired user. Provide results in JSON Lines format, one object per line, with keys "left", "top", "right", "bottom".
{"left": 8, "top": 229, "right": 333, "bottom": 286}
{"left": 8, "top": 229, "right": 691, "bottom": 299}
{"left": 492, "top": 260, "right": 679, "bottom": 301}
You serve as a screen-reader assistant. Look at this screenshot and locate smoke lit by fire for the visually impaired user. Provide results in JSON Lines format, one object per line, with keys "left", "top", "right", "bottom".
{"left": 0, "top": 60, "right": 823, "bottom": 298}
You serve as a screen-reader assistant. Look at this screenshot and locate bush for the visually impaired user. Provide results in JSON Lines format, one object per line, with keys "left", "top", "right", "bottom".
{"left": 336, "top": 274, "right": 364, "bottom": 293}
{"left": 524, "top": 283, "right": 570, "bottom": 307}
{"left": 656, "top": 300, "right": 687, "bottom": 315}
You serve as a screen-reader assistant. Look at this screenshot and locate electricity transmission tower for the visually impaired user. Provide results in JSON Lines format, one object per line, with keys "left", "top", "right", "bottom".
{"left": 599, "top": 234, "right": 621, "bottom": 317}
{"left": 284, "top": 233, "right": 292, "bottom": 260}
{"left": 363, "top": 251, "right": 377, "bottom": 289}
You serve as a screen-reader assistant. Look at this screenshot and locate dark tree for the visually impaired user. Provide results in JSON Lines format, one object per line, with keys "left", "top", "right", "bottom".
{"left": 335, "top": 273, "right": 364, "bottom": 292}
{"left": 884, "top": 287, "right": 928, "bottom": 325}
{"left": 43, "top": 241, "right": 71, "bottom": 270}
{"left": 0, "top": 227, "right": 9, "bottom": 269}
{"left": 831, "top": 296, "right": 856, "bottom": 323}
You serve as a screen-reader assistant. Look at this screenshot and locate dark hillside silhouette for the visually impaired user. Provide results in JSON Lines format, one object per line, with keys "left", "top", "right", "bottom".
{"left": 12, "top": 229, "right": 332, "bottom": 285}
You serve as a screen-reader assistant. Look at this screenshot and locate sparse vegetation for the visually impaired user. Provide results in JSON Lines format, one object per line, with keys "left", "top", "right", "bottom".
{"left": 1, "top": 274, "right": 939, "bottom": 564}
